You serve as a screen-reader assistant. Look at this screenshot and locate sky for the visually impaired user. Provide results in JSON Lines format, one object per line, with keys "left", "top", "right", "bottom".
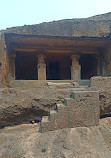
{"left": 0, "top": 0, "right": 111, "bottom": 30}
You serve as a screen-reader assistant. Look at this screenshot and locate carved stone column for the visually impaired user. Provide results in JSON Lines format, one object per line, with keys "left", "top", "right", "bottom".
{"left": 71, "top": 55, "right": 81, "bottom": 80}
{"left": 10, "top": 54, "right": 16, "bottom": 79}
{"left": 37, "top": 54, "right": 46, "bottom": 80}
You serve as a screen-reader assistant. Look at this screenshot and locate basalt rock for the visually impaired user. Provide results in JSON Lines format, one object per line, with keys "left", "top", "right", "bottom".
{"left": 0, "top": 117, "right": 111, "bottom": 158}
{"left": 0, "top": 88, "right": 58, "bottom": 126}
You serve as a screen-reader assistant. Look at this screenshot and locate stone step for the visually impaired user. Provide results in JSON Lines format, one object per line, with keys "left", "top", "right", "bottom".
{"left": 40, "top": 110, "right": 59, "bottom": 132}
{"left": 49, "top": 110, "right": 58, "bottom": 121}
{"left": 76, "top": 80, "right": 90, "bottom": 86}
{"left": 40, "top": 116, "right": 51, "bottom": 132}
{"left": 47, "top": 82, "right": 72, "bottom": 86}
{"left": 50, "top": 110, "right": 58, "bottom": 114}
{"left": 41, "top": 116, "right": 49, "bottom": 123}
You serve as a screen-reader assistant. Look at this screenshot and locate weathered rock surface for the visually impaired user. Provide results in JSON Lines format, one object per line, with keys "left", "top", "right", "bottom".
{"left": 90, "top": 77, "right": 111, "bottom": 117}
{"left": 1, "top": 12, "right": 111, "bottom": 38}
{"left": 0, "top": 86, "right": 78, "bottom": 126}
{"left": 0, "top": 88, "right": 58, "bottom": 126}
{"left": 91, "top": 76, "right": 111, "bottom": 91}
{"left": 0, "top": 117, "right": 111, "bottom": 158}
{"left": 99, "top": 91, "right": 111, "bottom": 117}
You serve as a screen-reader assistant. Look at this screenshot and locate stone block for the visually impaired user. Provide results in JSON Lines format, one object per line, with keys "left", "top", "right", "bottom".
{"left": 47, "top": 82, "right": 53, "bottom": 86}
{"left": 40, "top": 91, "right": 100, "bottom": 132}
{"left": 91, "top": 76, "right": 111, "bottom": 91}
{"left": 41, "top": 108, "right": 69, "bottom": 132}
{"left": 71, "top": 91, "right": 99, "bottom": 102}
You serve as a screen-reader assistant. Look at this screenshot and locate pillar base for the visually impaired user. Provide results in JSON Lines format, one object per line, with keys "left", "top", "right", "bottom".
{"left": 37, "top": 64, "right": 46, "bottom": 80}
{"left": 71, "top": 54, "right": 81, "bottom": 80}
{"left": 37, "top": 54, "right": 46, "bottom": 80}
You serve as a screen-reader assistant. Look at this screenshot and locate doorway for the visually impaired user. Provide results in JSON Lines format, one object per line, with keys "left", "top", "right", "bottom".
{"left": 46, "top": 53, "right": 71, "bottom": 80}
{"left": 15, "top": 53, "right": 38, "bottom": 80}
{"left": 47, "top": 62, "right": 60, "bottom": 80}
{"left": 80, "top": 54, "right": 97, "bottom": 79}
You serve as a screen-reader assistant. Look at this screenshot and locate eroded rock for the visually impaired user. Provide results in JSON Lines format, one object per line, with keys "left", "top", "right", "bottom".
{"left": 0, "top": 88, "right": 58, "bottom": 126}
{"left": 0, "top": 117, "right": 111, "bottom": 158}
{"left": 99, "top": 91, "right": 111, "bottom": 117}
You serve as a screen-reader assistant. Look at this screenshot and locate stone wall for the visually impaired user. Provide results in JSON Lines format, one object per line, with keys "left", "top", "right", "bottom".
{"left": 0, "top": 33, "right": 9, "bottom": 87}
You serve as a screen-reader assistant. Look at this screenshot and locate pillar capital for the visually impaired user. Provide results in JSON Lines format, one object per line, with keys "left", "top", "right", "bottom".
{"left": 37, "top": 54, "right": 46, "bottom": 65}
{"left": 37, "top": 54, "right": 46, "bottom": 59}
{"left": 71, "top": 54, "right": 80, "bottom": 66}
{"left": 71, "top": 54, "right": 80, "bottom": 60}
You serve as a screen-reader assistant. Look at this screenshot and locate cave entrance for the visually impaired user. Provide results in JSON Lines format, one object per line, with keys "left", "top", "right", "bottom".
{"left": 80, "top": 54, "right": 97, "bottom": 79}
{"left": 48, "top": 62, "right": 60, "bottom": 80}
{"left": 15, "top": 53, "right": 38, "bottom": 80}
{"left": 46, "top": 54, "right": 71, "bottom": 80}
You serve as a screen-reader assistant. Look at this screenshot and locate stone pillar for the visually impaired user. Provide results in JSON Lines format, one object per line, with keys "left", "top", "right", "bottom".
{"left": 10, "top": 54, "right": 16, "bottom": 79}
{"left": 37, "top": 54, "right": 46, "bottom": 80}
{"left": 71, "top": 55, "right": 81, "bottom": 80}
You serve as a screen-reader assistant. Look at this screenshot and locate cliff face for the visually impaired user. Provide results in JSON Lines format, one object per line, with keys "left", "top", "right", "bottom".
{"left": 1, "top": 12, "right": 111, "bottom": 38}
